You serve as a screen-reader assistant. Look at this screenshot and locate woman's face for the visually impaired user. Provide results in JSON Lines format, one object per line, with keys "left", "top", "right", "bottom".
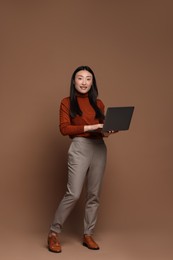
{"left": 74, "top": 70, "right": 93, "bottom": 94}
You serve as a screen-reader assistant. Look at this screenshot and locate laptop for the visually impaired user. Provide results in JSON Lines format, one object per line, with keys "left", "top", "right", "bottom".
{"left": 102, "top": 106, "right": 134, "bottom": 132}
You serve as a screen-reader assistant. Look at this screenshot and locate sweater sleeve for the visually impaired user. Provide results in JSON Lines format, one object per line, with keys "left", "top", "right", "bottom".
{"left": 59, "top": 98, "right": 84, "bottom": 136}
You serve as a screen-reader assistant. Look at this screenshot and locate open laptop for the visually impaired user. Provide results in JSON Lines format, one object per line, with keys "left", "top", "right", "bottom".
{"left": 102, "top": 106, "right": 134, "bottom": 132}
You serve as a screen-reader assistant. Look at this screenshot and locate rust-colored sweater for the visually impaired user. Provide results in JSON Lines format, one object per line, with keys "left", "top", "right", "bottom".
{"left": 59, "top": 95, "right": 105, "bottom": 138}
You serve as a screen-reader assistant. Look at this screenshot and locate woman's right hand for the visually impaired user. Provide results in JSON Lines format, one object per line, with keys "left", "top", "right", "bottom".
{"left": 84, "top": 124, "right": 103, "bottom": 132}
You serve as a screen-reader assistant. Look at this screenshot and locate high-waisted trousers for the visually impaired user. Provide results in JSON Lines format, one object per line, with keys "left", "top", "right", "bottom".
{"left": 50, "top": 137, "right": 107, "bottom": 235}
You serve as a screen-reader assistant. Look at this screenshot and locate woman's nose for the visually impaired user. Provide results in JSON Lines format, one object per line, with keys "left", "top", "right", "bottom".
{"left": 82, "top": 78, "right": 86, "bottom": 85}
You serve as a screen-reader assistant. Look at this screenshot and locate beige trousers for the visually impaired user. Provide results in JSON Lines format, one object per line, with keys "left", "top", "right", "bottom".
{"left": 50, "top": 137, "right": 107, "bottom": 235}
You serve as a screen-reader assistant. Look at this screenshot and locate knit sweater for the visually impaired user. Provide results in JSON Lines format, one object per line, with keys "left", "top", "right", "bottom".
{"left": 59, "top": 95, "right": 105, "bottom": 138}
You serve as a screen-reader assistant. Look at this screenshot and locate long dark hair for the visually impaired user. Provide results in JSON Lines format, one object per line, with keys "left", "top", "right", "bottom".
{"left": 70, "top": 65, "right": 105, "bottom": 119}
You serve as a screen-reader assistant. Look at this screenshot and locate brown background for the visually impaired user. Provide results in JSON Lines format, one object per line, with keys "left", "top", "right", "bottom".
{"left": 1, "top": 0, "right": 173, "bottom": 259}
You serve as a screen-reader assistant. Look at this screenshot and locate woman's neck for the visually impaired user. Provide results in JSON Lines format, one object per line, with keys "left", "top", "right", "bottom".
{"left": 76, "top": 92, "right": 88, "bottom": 98}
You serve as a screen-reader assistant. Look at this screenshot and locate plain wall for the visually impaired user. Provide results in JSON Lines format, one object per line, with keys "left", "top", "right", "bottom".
{"left": 1, "top": 0, "right": 173, "bottom": 238}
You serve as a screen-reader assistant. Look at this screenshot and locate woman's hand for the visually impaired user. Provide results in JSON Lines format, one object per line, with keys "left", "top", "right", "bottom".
{"left": 84, "top": 124, "right": 103, "bottom": 132}
{"left": 102, "top": 130, "right": 119, "bottom": 137}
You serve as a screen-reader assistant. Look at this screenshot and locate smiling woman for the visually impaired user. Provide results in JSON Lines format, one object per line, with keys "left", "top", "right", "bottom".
{"left": 47, "top": 65, "right": 117, "bottom": 253}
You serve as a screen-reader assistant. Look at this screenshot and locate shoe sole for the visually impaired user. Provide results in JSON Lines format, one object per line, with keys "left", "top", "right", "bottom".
{"left": 48, "top": 247, "right": 62, "bottom": 253}
{"left": 83, "top": 242, "right": 100, "bottom": 250}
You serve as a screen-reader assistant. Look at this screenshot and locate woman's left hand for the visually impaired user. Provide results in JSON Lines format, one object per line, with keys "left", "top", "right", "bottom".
{"left": 103, "top": 130, "right": 119, "bottom": 137}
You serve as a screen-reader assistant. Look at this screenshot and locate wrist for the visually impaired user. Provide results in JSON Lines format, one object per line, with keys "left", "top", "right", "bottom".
{"left": 84, "top": 125, "right": 91, "bottom": 132}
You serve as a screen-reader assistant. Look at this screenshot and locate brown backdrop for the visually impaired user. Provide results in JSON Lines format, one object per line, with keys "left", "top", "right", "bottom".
{"left": 1, "top": 0, "right": 173, "bottom": 259}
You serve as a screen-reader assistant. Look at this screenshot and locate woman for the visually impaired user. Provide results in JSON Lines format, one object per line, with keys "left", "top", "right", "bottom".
{"left": 48, "top": 65, "right": 115, "bottom": 253}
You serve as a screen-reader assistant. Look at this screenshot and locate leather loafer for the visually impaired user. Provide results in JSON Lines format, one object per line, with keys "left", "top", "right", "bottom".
{"left": 47, "top": 232, "right": 62, "bottom": 253}
{"left": 83, "top": 235, "right": 100, "bottom": 250}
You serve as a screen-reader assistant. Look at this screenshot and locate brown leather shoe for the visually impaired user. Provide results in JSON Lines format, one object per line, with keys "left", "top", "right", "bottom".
{"left": 83, "top": 235, "right": 100, "bottom": 250}
{"left": 47, "top": 232, "right": 62, "bottom": 253}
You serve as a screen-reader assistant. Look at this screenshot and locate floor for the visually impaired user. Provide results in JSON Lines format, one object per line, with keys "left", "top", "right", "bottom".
{"left": 1, "top": 228, "right": 173, "bottom": 260}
